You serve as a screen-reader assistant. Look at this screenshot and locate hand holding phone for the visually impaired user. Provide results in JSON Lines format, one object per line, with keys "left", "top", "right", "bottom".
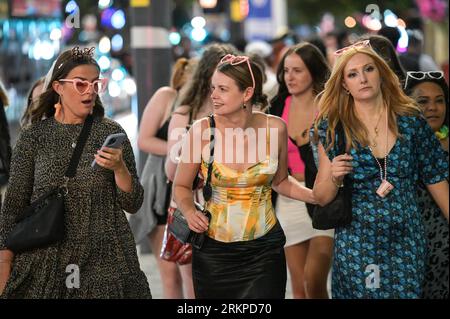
{"left": 91, "top": 133, "right": 127, "bottom": 169}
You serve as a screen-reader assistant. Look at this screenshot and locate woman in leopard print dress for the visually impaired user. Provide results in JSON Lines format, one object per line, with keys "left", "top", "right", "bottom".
{"left": 405, "top": 72, "right": 449, "bottom": 299}
{"left": 0, "top": 48, "right": 151, "bottom": 298}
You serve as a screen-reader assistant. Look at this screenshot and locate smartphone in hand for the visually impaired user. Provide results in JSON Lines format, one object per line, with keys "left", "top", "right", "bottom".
{"left": 91, "top": 132, "right": 127, "bottom": 168}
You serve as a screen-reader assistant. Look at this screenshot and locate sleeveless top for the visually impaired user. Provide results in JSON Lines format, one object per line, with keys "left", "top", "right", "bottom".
{"left": 200, "top": 116, "right": 278, "bottom": 242}
{"left": 281, "top": 96, "right": 305, "bottom": 174}
{"left": 155, "top": 93, "right": 179, "bottom": 141}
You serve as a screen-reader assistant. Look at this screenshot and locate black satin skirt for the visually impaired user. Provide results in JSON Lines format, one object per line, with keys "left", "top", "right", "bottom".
{"left": 192, "top": 221, "right": 287, "bottom": 299}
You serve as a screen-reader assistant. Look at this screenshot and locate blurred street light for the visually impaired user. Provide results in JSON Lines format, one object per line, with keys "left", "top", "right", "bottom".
{"left": 199, "top": 0, "right": 218, "bottom": 9}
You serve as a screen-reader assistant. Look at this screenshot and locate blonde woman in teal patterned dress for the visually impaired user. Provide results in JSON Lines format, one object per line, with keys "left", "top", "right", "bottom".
{"left": 313, "top": 42, "right": 449, "bottom": 298}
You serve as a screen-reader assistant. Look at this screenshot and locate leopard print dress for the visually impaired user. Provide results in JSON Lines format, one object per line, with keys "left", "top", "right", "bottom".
{"left": 0, "top": 116, "right": 151, "bottom": 298}
{"left": 417, "top": 151, "right": 449, "bottom": 299}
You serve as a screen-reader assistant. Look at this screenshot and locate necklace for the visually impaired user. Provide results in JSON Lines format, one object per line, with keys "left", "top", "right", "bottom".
{"left": 368, "top": 109, "right": 394, "bottom": 198}
{"left": 371, "top": 108, "right": 384, "bottom": 147}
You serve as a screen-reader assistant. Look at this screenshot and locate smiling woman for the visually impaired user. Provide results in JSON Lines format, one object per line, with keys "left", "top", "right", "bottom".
{"left": 173, "top": 53, "right": 317, "bottom": 299}
{"left": 0, "top": 47, "right": 151, "bottom": 298}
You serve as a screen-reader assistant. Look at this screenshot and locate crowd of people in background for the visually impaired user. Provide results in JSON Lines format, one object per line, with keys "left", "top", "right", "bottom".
{"left": 0, "top": 23, "right": 448, "bottom": 299}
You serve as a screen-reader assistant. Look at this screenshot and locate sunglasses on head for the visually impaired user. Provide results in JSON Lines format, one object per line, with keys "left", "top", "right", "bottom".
{"left": 219, "top": 54, "right": 255, "bottom": 89}
{"left": 59, "top": 78, "right": 108, "bottom": 95}
{"left": 334, "top": 40, "right": 371, "bottom": 56}
{"left": 404, "top": 71, "right": 444, "bottom": 89}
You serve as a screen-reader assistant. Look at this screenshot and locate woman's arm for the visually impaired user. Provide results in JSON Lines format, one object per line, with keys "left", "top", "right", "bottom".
{"left": 95, "top": 131, "right": 143, "bottom": 214}
{"left": 0, "top": 128, "right": 37, "bottom": 294}
{"left": 165, "top": 106, "right": 190, "bottom": 181}
{"left": 426, "top": 180, "right": 449, "bottom": 221}
{"left": 271, "top": 117, "right": 316, "bottom": 204}
{"left": 138, "top": 87, "right": 177, "bottom": 156}
{"left": 312, "top": 142, "right": 353, "bottom": 206}
{"left": 173, "top": 119, "right": 209, "bottom": 233}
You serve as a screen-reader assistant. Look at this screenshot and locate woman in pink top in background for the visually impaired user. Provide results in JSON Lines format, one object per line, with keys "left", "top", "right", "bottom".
{"left": 269, "top": 42, "right": 333, "bottom": 298}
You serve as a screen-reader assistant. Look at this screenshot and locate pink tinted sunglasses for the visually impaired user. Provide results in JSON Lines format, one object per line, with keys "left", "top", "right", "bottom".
{"left": 219, "top": 54, "right": 255, "bottom": 89}
{"left": 334, "top": 40, "right": 371, "bottom": 56}
{"left": 59, "top": 78, "right": 108, "bottom": 95}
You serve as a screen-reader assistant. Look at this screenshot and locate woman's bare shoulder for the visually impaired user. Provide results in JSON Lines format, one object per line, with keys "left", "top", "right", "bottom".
{"left": 253, "top": 112, "right": 286, "bottom": 130}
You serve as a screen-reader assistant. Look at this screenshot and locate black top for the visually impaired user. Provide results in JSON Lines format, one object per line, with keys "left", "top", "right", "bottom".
{"left": 289, "top": 136, "right": 317, "bottom": 218}
{"left": 155, "top": 118, "right": 170, "bottom": 141}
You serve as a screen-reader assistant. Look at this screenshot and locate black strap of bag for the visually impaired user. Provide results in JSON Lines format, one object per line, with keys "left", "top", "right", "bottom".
{"left": 65, "top": 115, "right": 94, "bottom": 179}
{"left": 168, "top": 115, "right": 215, "bottom": 248}
{"left": 202, "top": 114, "right": 215, "bottom": 201}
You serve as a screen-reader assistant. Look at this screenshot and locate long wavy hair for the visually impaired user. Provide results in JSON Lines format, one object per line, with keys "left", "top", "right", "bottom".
{"left": 314, "top": 46, "right": 421, "bottom": 152}
{"left": 270, "top": 42, "right": 330, "bottom": 111}
{"left": 179, "top": 43, "right": 237, "bottom": 120}
{"left": 31, "top": 48, "right": 105, "bottom": 124}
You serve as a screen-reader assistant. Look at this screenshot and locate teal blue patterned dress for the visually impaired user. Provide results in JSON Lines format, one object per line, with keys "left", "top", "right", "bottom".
{"left": 317, "top": 115, "right": 448, "bottom": 299}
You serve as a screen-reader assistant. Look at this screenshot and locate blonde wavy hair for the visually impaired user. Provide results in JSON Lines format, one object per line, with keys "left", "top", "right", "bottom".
{"left": 314, "top": 46, "right": 421, "bottom": 152}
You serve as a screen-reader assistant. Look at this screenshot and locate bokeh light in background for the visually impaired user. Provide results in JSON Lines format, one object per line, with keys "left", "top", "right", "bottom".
{"left": 98, "top": 55, "right": 111, "bottom": 70}
{"left": 111, "top": 9, "right": 126, "bottom": 29}
{"left": 111, "top": 34, "right": 124, "bottom": 51}
{"left": 199, "top": 0, "right": 218, "bottom": 9}
{"left": 65, "top": 0, "right": 78, "bottom": 14}
{"left": 98, "top": 0, "right": 113, "bottom": 10}
{"left": 344, "top": 16, "right": 356, "bottom": 28}
{"left": 99, "top": 36, "right": 111, "bottom": 54}
{"left": 169, "top": 31, "right": 181, "bottom": 45}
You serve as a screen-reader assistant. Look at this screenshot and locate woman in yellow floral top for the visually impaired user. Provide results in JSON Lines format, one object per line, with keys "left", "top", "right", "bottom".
{"left": 173, "top": 54, "right": 316, "bottom": 298}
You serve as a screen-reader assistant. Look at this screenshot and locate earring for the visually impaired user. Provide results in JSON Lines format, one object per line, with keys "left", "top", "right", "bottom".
{"left": 54, "top": 95, "right": 62, "bottom": 118}
{"left": 242, "top": 103, "right": 247, "bottom": 109}
{"left": 345, "top": 89, "right": 350, "bottom": 95}
{"left": 90, "top": 106, "right": 94, "bottom": 115}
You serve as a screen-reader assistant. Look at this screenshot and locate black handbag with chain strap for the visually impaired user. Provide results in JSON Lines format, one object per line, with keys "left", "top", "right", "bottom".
{"left": 5, "top": 115, "right": 94, "bottom": 253}
{"left": 168, "top": 114, "right": 215, "bottom": 249}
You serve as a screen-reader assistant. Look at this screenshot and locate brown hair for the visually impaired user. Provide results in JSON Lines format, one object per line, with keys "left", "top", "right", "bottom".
{"left": 31, "top": 47, "right": 105, "bottom": 124}
{"left": 170, "top": 57, "right": 197, "bottom": 91}
{"left": 21, "top": 77, "right": 45, "bottom": 127}
{"left": 216, "top": 56, "right": 269, "bottom": 110}
{"left": 314, "top": 46, "right": 420, "bottom": 152}
{"left": 271, "top": 42, "right": 330, "bottom": 111}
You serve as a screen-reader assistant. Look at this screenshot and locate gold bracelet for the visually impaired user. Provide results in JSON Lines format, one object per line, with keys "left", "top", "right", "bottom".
{"left": 331, "top": 176, "right": 344, "bottom": 188}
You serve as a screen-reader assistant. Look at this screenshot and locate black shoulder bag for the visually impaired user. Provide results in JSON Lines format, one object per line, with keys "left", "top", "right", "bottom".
{"left": 312, "top": 121, "right": 352, "bottom": 230}
{"left": 5, "top": 115, "right": 94, "bottom": 253}
{"left": 168, "top": 114, "right": 214, "bottom": 249}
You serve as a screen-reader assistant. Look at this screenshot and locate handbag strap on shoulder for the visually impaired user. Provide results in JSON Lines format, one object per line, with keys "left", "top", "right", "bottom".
{"left": 202, "top": 114, "right": 215, "bottom": 201}
{"left": 64, "top": 115, "right": 94, "bottom": 178}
